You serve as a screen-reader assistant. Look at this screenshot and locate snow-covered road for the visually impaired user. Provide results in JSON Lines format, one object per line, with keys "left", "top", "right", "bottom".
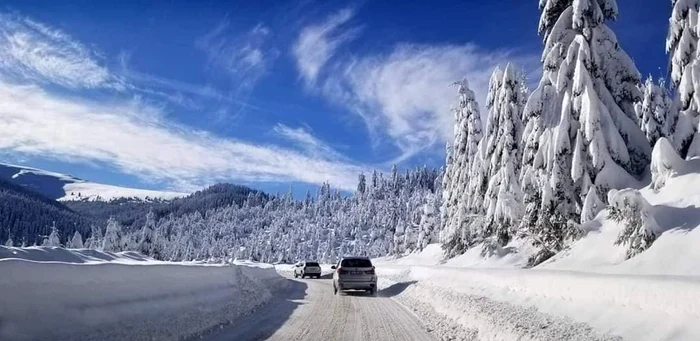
{"left": 198, "top": 275, "right": 434, "bottom": 341}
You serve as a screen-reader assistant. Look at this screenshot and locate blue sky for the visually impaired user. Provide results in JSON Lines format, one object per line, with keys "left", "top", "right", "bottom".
{"left": 0, "top": 0, "right": 671, "bottom": 195}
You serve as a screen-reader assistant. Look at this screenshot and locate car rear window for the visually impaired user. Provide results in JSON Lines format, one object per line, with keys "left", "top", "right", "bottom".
{"left": 305, "top": 262, "right": 319, "bottom": 267}
{"left": 341, "top": 259, "right": 372, "bottom": 268}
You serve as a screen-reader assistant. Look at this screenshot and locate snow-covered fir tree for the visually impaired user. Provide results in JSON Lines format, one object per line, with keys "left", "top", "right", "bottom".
{"left": 140, "top": 166, "right": 439, "bottom": 263}
{"left": 85, "top": 225, "right": 103, "bottom": 250}
{"left": 610, "top": 189, "right": 659, "bottom": 259}
{"left": 138, "top": 210, "right": 156, "bottom": 256}
{"left": 482, "top": 63, "right": 529, "bottom": 246}
{"left": 667, "top": 0, "right": 700, "bottom": 158}
{"left": 417, "top": 193, "right": 439, "bottom": 251}
{"left": 441, "top": 79, "right": 483, "bottom": 257}
{"left": 102, "top": 217, "right": 126, "bottom": 252}
{"left": 4, "top": 234, "right": 13, "bottom": 247}
{"left": 634, "top": 77, "right": 676, "bottom": 147}
{"left": 43, "top": 222, "right": 61, "bottom": 247}
{"left": 520, "top": 0, "right": 651, "bottom": 265}
{"left": 67, "top": 231, "right": 84, "bottom": 249}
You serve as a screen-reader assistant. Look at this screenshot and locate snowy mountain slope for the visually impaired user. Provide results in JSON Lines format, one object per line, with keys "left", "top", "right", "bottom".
{"left": 0, "top": 163, "right": 186, "bottom": 201}
{"left": 0, "top": 246, "right": 285, "bottom": 341}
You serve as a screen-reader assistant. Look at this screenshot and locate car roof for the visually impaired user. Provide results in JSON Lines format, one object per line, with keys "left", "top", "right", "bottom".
{"left": 340, "top": 256, "right": 370, "bottom": 260}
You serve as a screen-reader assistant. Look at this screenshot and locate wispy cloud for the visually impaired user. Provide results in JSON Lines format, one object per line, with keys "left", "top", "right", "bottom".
{"left": 292, "top": 8, "right": 359, "bottom": 87}
{"left": 0, "top": 13, "right": 121, "bottom": 90}
{"left": 0, "top": 12, "right": 366, "bottom": 191}
{"left": 293, "top": 10, "right": 539, "bottom": 161}
{"left": 197, "top": 21, "right": 279, "bottom": 91}
{"left": 0, "top": 80, "right": 365, "bottom": 191}
{"left": 332, "top": 44, "right": 539, "bottom": 159}
{"left": 117, "top": 51, "right": 271, "bottom": 114}
{"left": 273, "top": 124, "right": 346, "bottom": 160}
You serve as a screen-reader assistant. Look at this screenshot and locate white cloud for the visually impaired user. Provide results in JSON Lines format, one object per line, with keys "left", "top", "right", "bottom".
{"left": 0, "top": 81, "right": 365, "bottom": 191}
{"left": 336, "top": 44, "right": 539, "bottom": 157}
{"left": 293, "top": 10, "right": 540, "bottom": 161}
{"left": 273, "top": 124, "right": 345, "bottom": 160}
{"left": 0, "top": 13, "right": 119, "bottom": 89}
{"left": 197, "top": 22, "right": 279, "bottom": 90}
{"left": 292, "top": 8, "right": 358, "bottom": 87}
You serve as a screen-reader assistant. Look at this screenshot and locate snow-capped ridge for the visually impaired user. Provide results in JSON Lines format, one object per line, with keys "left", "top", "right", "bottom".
{"left": 0, "top": 163, "right": 187, "bottom": 202}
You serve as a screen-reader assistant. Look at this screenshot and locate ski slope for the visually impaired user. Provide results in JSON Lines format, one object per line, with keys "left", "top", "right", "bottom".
{"left": 0, "top": 163, "right": 186, "bottom": 201}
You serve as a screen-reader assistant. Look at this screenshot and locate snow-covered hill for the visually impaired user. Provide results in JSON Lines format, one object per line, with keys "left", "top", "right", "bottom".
{"left": 0, "top": 163, "right": 186, "bottom": 202}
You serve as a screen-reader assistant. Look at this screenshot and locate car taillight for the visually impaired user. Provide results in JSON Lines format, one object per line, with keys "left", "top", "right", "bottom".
{"left": 337, "top": 267, "right": 348, "bottom": 274}
{"left": 365, "top": 269, "right": 375, "bottom": 275}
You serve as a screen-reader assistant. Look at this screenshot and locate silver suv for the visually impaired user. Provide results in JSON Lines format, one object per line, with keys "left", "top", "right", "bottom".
{"left": 294, "top": 261, "right": 321, "bottom": 279}
{"left": 331, "top": 257, "right": 377, "bottom": 295}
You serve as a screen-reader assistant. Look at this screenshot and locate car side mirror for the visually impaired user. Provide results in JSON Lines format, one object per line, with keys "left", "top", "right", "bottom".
{"left": 331, "top": 265, "right": 336, "bottom": 269}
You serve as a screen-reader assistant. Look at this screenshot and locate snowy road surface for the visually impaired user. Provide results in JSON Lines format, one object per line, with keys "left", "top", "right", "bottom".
{"left": 198, "top": 275, "right": 435, "bottom": 341}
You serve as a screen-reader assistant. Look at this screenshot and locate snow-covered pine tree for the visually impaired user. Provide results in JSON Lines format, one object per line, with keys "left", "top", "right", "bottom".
{"left": 85, "top": 225, "right": 103, "bottom": 250}
{"left": 67, "top": 231, "right": 83, "bottom": 249}
{"left": 4, "top": 234, "right": 13, "bottom": 247}
{"left": 102, "top": 217, "right": 125, "bottom": 252}
{"left": 43, "top": 222, "right": 61, "bottom": 247}
{"left": 667, "top": 0, "right": 700, "bottom": 158}
{"left": 634, "top": 77, "right": 676, "bottom": 147}
{"left": 482, "top": 63, "right": 529, "bottom": 246}
{"left": 417, "top": 192, "right": 439, "bottom": 251}
{"left": 609, "top": 189, "right": 659, "bottom": 259}
{"left": 439, "top": 143, "right": 453, "bottom": 243}
{"left": 441, "top": 79, "right": 484, "bottom": 257}
{"left": 139, "top": 210, "right": 156, "bottom": 256}
{"left": 521, "top": 0, "right": 651, "bottom": 265}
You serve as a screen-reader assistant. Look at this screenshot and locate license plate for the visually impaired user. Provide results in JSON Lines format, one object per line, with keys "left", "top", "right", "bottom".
{"left": 350, "top": 271, "right": 362, "bottom": 275}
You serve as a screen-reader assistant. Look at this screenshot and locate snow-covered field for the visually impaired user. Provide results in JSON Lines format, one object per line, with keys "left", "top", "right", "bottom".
{"left": 0, "top": 246, "right": 285, "bottom": 341}
{"left": 0, "top": 163, "right": 186, "bottom": 201}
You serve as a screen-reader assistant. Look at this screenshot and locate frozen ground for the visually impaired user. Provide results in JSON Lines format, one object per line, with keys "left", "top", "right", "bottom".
{"left": 0, "top": 246, "right": 284, "bottom": 341}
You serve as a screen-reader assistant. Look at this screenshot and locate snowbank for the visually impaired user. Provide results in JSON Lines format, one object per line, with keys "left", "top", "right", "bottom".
{"left": 0, "top": 246, "right": 153, "bottom": 264}
{"left": 0, "top": 247, "right": 285, "bottom": 341}
{"left": 376, "top": 263, "right": 700, "bottom": 341}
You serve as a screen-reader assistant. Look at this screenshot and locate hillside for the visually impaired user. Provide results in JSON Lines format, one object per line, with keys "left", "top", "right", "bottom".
{"left": 0, "top": 163, "right": 187, "bottom": 202}
{"left": 65, "top": 183, "right": 269, "bottom": 231}
{"left": 0, "top": 179, "right": 96, "bottom": 246}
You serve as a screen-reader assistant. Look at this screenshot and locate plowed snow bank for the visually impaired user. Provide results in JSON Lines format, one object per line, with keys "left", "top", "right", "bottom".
{"left": 0, "top": 247, "right": 284, "bottom": 341}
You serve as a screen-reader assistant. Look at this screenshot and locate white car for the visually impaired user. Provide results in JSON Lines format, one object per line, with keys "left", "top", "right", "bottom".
{"left": 331, "top": 257, "right": 377, "bottom": 295}
{"left": 294, "top": 261, "right": 321, "bottom": 279}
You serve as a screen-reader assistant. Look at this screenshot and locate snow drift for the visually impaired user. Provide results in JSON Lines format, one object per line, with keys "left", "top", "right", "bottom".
{"left": 0, "top": 247, "right": 284, "bottom": 341}
{"left": 376, "top": 248, "right": 700, "bottom": 341}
